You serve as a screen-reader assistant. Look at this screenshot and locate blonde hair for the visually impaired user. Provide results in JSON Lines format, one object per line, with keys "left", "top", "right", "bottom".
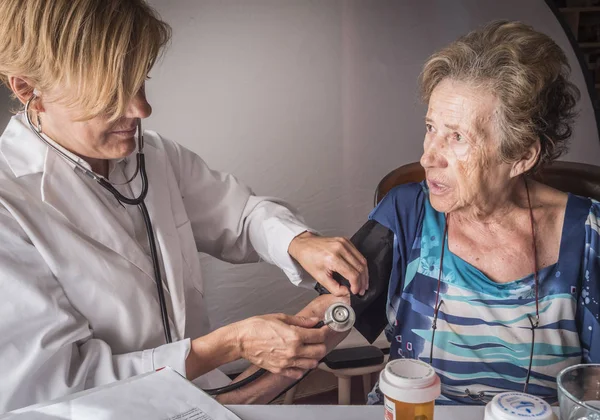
{"left": 0, "top": 0, "right": 171, "bottom": 121}
{"left": 420, "top": 20, "right": 580, "bottom": 170}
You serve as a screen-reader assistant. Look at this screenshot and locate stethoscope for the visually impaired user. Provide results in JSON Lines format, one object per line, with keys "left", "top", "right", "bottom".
{"left": 24, "top": 93, "right": 356, "bottom": 398}
{"left": 25, "top": 94, "right": 173, "bottom": 347}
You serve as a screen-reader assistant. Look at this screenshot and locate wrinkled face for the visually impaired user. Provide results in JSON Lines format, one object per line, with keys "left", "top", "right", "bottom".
{"left": 420, "top": 79, "right": 513, "bottom": 214}
{"left": 36, "top": 84, "right": 152, "bottom": 161}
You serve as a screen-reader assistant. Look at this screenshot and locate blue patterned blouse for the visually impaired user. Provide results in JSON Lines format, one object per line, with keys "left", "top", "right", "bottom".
{"left": 367, "top": 182, "right": 600, "bottom": 405}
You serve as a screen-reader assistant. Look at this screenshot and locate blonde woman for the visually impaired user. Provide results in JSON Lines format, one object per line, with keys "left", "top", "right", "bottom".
{"left": 0, "top": 0, "right": 359, "bottom": 412}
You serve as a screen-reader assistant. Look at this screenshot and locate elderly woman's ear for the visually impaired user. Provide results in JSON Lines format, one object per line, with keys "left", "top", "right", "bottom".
{"left": 509, "top": 138, "right": 541, "bottom": 178}
{"left": 8, "top": 76, "right": 44, "bottom": 112}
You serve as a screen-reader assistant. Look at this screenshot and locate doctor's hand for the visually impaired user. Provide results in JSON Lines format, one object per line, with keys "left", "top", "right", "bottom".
{"left": 234, "top": 314, "right": 328, "bottom": 379}
{"left": 288, "top": 231, "right": 368, "bottom": 297}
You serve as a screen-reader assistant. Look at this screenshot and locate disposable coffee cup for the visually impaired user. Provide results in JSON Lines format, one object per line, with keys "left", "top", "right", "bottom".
{"left": 379, "top": 359, "right": 441, "bottom": 420}
{"left": 484, "top": 392, "right": 556, "bottom": 420}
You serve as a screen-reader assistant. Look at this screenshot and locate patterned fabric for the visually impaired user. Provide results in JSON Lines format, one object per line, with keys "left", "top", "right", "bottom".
{"left": 366, "top": 182, "right": 600, "bottom": 405}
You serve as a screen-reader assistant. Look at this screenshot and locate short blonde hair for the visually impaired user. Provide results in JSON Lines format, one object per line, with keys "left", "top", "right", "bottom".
{"left": 0, "top": 0, "right": 171, "bottom": 121}
{"left": 420, "top": 20, "right": 580, "bottom": 170}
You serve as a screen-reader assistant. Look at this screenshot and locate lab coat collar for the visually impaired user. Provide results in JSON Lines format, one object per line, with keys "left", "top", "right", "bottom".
{"left": 0, "top": 112, "right": 47, "bottom": 177}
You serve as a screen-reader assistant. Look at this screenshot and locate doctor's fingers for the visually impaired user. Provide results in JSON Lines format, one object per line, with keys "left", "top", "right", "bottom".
{"left": 338, "top": 239, "right": 369, "bottom": 293}
{"left": 328, "top": 250, "right": 366, "bottom": 296}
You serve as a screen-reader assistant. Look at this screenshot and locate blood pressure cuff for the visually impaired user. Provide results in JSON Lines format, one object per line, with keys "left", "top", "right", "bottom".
{"left": 315, "top": 220, "right": 394, "bottom": 343}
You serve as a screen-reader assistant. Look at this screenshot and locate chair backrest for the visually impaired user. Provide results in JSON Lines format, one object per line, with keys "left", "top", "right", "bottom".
{"left": 374, "top": 161, "right": 600, "bottom": 205}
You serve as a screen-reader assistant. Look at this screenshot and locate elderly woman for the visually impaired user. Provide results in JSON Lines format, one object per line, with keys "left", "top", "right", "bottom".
{"left": 366, "top": 21, "right": 599, "bottom": 405}
{"left": 0, "top": 0, "right": 360, "bottom": 413}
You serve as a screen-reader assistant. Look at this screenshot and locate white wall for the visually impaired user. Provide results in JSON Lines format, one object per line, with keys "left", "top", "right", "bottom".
{"left": 144, "top": 0, "right": 600, "bottom": 360}
{"left": 146, "top": 0, "right": 347, "bottom": 335}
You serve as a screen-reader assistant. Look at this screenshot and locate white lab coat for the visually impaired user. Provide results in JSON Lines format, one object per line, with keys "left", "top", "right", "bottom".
{"left": 0, "top": 113, "right": 312, "bottom": 413}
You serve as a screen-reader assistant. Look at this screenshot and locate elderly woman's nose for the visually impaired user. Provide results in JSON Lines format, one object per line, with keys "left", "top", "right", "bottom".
{"left": 125, "top": 90, "right": 152, "bottom": 119}
{"left": 420, "top": 149, "right": 435, "bottom": 168}
{"left": 421, "top": 140, "right": 446, "bottom": 168}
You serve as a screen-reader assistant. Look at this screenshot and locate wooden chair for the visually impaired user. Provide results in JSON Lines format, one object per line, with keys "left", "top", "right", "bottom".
{"left": 374, "top": 161, "right": 600, "bottom": 205}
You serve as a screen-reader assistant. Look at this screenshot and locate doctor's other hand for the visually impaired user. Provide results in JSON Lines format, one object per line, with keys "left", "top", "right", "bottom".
{"left": 288, "top": 231, "right": 368, "bottom": 297}
{"left": 234, "top": 314, "right": 328, "bottom": 379}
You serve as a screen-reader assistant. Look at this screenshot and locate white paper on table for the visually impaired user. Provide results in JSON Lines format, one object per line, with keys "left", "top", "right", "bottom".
{"left": 0, "top": 367, "right": 241, "bottom": 420}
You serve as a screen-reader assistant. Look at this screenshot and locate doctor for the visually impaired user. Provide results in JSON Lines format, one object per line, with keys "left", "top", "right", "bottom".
{"left": 0, "top": 0, "right": 366, "bottom": 413}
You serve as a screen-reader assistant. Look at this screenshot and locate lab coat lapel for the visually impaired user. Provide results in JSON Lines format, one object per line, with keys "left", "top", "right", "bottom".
{"left": 40, "top": 148, "right": 156, "bottom": 281}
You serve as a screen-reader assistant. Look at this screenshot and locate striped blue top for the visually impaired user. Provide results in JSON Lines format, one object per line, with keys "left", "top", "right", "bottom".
{"left": 367, "top": 182, "right": 600, "bottom": 405}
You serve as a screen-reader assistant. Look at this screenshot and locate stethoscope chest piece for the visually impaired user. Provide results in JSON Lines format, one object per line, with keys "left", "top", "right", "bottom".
{"left": 324, "top": 303, "right": 355, "bottom": 332}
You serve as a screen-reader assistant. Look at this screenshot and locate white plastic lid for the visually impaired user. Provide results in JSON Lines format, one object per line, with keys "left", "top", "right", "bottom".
{"left": 484, "top": 393, "right": 556, "bottom": 420}
{"left": 378, "top": 359, "right": 441, "bottom": 404}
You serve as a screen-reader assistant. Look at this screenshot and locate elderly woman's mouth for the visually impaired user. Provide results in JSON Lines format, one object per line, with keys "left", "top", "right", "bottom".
{"left": 427, "top": 179, "right": 449, "bottom": 194}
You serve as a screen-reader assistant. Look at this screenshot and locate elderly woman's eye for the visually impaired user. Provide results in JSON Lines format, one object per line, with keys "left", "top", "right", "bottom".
{"left": 453, "top": 132, "right": 463, "bottom": 142}
{"left": 425, "top": 124, "right": 433, "bottom": 132}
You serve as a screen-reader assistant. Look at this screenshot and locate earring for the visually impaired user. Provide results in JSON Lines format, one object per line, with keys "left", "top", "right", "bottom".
{"left": 36, "top": 113, "right": 42, "bottom": 133}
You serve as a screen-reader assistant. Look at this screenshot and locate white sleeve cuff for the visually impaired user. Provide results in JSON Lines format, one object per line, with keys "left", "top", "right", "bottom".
{"left": 143, "top": 338, "right": 191, "bottom": 378}
{"left": 262, "top": 215, "right": 318, "bottom": 287}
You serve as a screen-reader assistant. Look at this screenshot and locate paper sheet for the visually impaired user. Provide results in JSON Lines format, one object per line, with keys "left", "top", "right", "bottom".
{"left": 1, "top": 367, "right": 240, "bottom": 420}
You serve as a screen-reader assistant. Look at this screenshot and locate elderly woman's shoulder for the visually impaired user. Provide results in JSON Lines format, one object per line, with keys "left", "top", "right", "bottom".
{"left": 370, "top": 182, "right": 427, "bottom": 233}
{"left": 374, "top": 182, "right": 427, "bottom": 216}
{"left": 382, "top": 182, "right": 427, "bottom": 204}
{"left": 535, "top": 180, "right": 600, "bottom": 227}
{"left": 535, "top": 181, "right": 569, "bottom": 206}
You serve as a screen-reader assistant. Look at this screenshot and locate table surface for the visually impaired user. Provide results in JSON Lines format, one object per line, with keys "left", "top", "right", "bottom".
{"left": 228, "top": 405, "right": 472, "bottom": 420}
{"left": 226, "top": 405, "right": 561, "bottom": 420}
